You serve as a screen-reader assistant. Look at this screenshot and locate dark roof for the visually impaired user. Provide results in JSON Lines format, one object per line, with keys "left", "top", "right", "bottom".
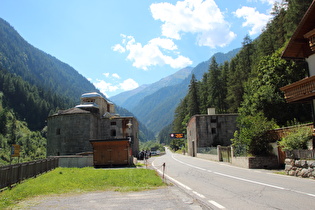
{"left": 282, "top": 1, "right": 315, "bottom": 59}
{"left": 50, "top": 107, "right": 91, "bottom": 117}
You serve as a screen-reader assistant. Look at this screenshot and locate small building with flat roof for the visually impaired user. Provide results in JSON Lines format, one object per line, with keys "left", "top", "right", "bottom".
{"left": 187, "top": 108, "right": 238, "bottom": 157}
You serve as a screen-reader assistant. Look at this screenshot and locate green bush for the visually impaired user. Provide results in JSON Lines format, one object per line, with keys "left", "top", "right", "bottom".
{"left": 279, "top": 126, "right": 312, "bottom": 151}
{"left": 232, "top": 112, "right": 277, "bottom": 156}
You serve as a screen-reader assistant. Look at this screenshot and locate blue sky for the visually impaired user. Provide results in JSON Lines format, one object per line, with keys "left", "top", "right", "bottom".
{"left": 0, "top": 0, "right": 282, "bottom": 97}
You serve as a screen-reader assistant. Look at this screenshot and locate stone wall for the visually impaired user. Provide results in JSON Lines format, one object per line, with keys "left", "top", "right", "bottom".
{"left": 231, "top": 156, "right": 279, "bottom": 169}
{"left": 196, "top": 153, "right": 219, "bottom": 161}
{"left": 58, "top": 156, "right": 93, "bottom": 168}
{"left": 285, "top": 158, "right": 315, "bottom": 178}
{"left": 47, "top": 113, "right": 98, "bottom": 156}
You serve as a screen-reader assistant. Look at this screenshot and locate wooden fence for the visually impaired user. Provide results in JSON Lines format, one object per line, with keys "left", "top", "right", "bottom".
{"left": 285, "top": 150, "right": 315, "bottom": 159}
{"left": 0, "top": 157, "right": 59, "bottom": 190}
{"left": 267, "top": 123, "right": 313, "bottom": 141}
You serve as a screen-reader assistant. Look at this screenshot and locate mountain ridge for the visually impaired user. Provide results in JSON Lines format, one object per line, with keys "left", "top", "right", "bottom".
{"left": 110, "top": 66, "right": 193, "bottom": 109}
{"left": 0, "top": 17, "right": 155, "bottom": 140}
{"left": 110, "top": 48, "right": 240, "bottom": 134}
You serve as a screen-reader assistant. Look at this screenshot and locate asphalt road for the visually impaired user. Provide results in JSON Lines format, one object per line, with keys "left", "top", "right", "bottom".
{"left": 152, "top": 148, "right": 315, "bottom": 210}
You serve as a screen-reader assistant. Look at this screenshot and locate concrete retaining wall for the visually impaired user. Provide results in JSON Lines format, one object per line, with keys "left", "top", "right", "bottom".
{"left": 231, "top": 156, "right": 279, "bottom": 169}
{"left": 58, "top": 156, "right": 93, "bottom": 168}
{"left": 196, "top": 153, "right": 219, "bottom": 161}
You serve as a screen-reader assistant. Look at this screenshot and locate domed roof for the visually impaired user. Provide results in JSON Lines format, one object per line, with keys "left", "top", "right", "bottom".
{"left": 81, "top": 92, "right": 103, "bottom": 98}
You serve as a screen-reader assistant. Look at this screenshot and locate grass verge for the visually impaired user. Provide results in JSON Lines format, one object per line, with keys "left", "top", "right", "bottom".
{"left": 0, "top": 167, "right": 165, "bottom": 209}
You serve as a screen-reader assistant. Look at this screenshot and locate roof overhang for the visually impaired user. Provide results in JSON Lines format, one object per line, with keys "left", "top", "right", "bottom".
{"left": 282, "top": 1, "right": 315, "bottom": 59}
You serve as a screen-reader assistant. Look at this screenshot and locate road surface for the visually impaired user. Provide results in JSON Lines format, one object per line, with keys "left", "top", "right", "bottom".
{"left": 152, "top": 148, "right": 315, "bottom": 209}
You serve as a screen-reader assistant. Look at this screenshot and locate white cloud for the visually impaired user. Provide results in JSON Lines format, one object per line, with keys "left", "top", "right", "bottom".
{"left": 247, "top": 0, "right": 282, "bottom": 5}
{"left": 112, "top": 73, "right": 120, "bottom": 79}
{"left": 113, "top": 34, "right": 192, "bottom": 70}
{"left": 112, "top": 44, "right": 125, "bottom": 53}
{"left": 234, "top": 6, "right": 271, "bottom": 35}
{"left": 93, "top": 76, "right": 139, "bottom": 97}
{"left": 102, "top": 72, "right": 120, "bottom": 79}
{"left": 150, "top": 0, "right": 236, "bottom": 48}
{"left": 259, "top": 0, "right": 282, "bottom": 5}
{"left": 103, "top": 73, "right": 110, "bottom": 77}
{"left": 120, "top": 78, "right": 139, "bottom": 91}
{"left": 93, "top": 79, "right": 119, "bottom": 97}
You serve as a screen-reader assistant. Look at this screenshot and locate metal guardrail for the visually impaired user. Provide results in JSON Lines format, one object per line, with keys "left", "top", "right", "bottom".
{"left": 0, "top": 157, "right": 59, "bottom": 190}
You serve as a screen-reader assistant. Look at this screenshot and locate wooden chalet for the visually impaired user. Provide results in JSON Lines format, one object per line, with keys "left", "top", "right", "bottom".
{"left": 280, "top": 1, "right": 315, "bottom": 103}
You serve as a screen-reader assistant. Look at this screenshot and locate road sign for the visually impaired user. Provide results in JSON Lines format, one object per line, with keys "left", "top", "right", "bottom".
{"left": 11, "top": 144, "right": 21, "bottom": 157}
{"left": 170, "top": 133, "right": 185, "bottom": 138}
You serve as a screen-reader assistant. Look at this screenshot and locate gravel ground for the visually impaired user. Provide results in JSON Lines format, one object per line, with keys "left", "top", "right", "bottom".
{"left": 14, "top": 186, "right": 204, "bottom": 210}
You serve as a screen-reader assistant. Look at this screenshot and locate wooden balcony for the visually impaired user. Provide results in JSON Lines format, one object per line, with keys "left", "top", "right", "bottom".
{"left": 280, "top": 75, "right": 315, "bottom": 103}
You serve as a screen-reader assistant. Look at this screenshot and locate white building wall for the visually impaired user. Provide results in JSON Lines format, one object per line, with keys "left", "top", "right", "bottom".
{"left": 306, "top": 53, "right": 315, "bottom": 76}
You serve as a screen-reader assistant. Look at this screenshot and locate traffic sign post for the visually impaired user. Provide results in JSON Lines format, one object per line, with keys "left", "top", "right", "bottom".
{"left": 10, "top": 144, "right": 21, "bottom": 165}
{"left": 169, "top": 133, "right": 185, "bottom": 138}
{"left": 11, "top": 144, "right": 21, "bottom": 157}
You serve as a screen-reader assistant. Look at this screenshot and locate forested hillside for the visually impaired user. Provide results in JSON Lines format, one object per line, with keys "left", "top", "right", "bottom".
{"left": 130, "top": 49, "right": 239, "bottom": 134}
{"left": 0, "top": 18, "right": 155, "bottom": 165}
{"left": 0, "top": 18, "right": 100, "bottom": 165}
{"left": 0, "top": 18, "right": 101, "bottom": 130}
{"left": 0, "top": 93, "right": 46, "bottom": 165}
{"left": 161, "top": 0, "right": 313, "bottom": 149}
{"left": 111, "top": 66, "right": 193, "bottom": 110}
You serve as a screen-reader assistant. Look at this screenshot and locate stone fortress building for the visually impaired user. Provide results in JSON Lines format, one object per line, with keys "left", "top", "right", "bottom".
{"left": 187, "top": 108, "right": 238, "bottom": 157}
{"left": 47, "top": 92, "right": 139, "bottom": 166}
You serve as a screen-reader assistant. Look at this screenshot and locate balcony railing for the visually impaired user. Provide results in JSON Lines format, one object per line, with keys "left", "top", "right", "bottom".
{"left": 280, "top": 75, "right": 315, "bottom": 103}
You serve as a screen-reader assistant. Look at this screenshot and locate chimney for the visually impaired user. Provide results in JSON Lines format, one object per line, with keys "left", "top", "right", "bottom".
{"left": 207, "top": 108, "right": 216, "bottom": 115}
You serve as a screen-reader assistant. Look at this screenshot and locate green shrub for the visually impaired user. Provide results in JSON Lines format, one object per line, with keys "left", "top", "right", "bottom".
{"left": 279, "top": 126, "right": 312, "bottom": 151}
{"left": 232, "top": 112, "right": 277, "bottom": 156}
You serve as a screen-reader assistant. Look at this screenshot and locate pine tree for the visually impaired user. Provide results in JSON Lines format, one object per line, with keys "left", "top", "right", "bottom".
{"left": 173, "top": 97, "right": 188, "bottom": 133}
{"left": 187, "top": 74, "right": 200, "bottom": 116}
{"left": 219, "top": 61, "right": 229, "bottom": 113}
{"left": 208, "top": 57, "right": 222, "bottom": 112}
{"left": 226, "top": 35, "right": 254, "bottom": 112}
{"left": 199, "top": 72, "right": 209, "bottom": 114}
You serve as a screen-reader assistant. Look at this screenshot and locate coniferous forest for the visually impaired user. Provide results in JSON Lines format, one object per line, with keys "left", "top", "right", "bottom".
{"left": 0, "top": 17, "right": 102, "bottom": 165}
{"left": 1, "top": 0, "right": 314, "bottom": 165}
{"left": 0, "top": 17, "right": 154, "bottom": 165}
{"left": 162, "top": 0, "right": 314, "bottom": 154}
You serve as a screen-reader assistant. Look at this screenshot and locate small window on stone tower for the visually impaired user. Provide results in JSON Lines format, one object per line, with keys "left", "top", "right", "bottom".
{"left": 56, "top": 128, "right": 61, "bottom": 135}
{"left": 211, "top": 128, "right": 216, "bottom": 134}
{"left": 111, "top": 122, "right": 116, "bottom": 126}
{"left": 111, "top": 129, "right": 116, "bottom": 136}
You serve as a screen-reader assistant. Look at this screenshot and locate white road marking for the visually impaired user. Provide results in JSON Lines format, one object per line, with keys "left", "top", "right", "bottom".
{"left": 152, "top": 161, "right": 192, "bottom": 191}
{"left": 213, "top": 171, "right": 285, "bottom": 190}
{"left": 171, "top": 153, "right": 315, "bottom": 198}
{"left": 192, "top": 191, "right": 206, "bottom": 198}
{"left": 209, "top": 200, "right": 226, "bottom": 209}
{"left": 152, "top": 158, "right": 226, "bottom": 209}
